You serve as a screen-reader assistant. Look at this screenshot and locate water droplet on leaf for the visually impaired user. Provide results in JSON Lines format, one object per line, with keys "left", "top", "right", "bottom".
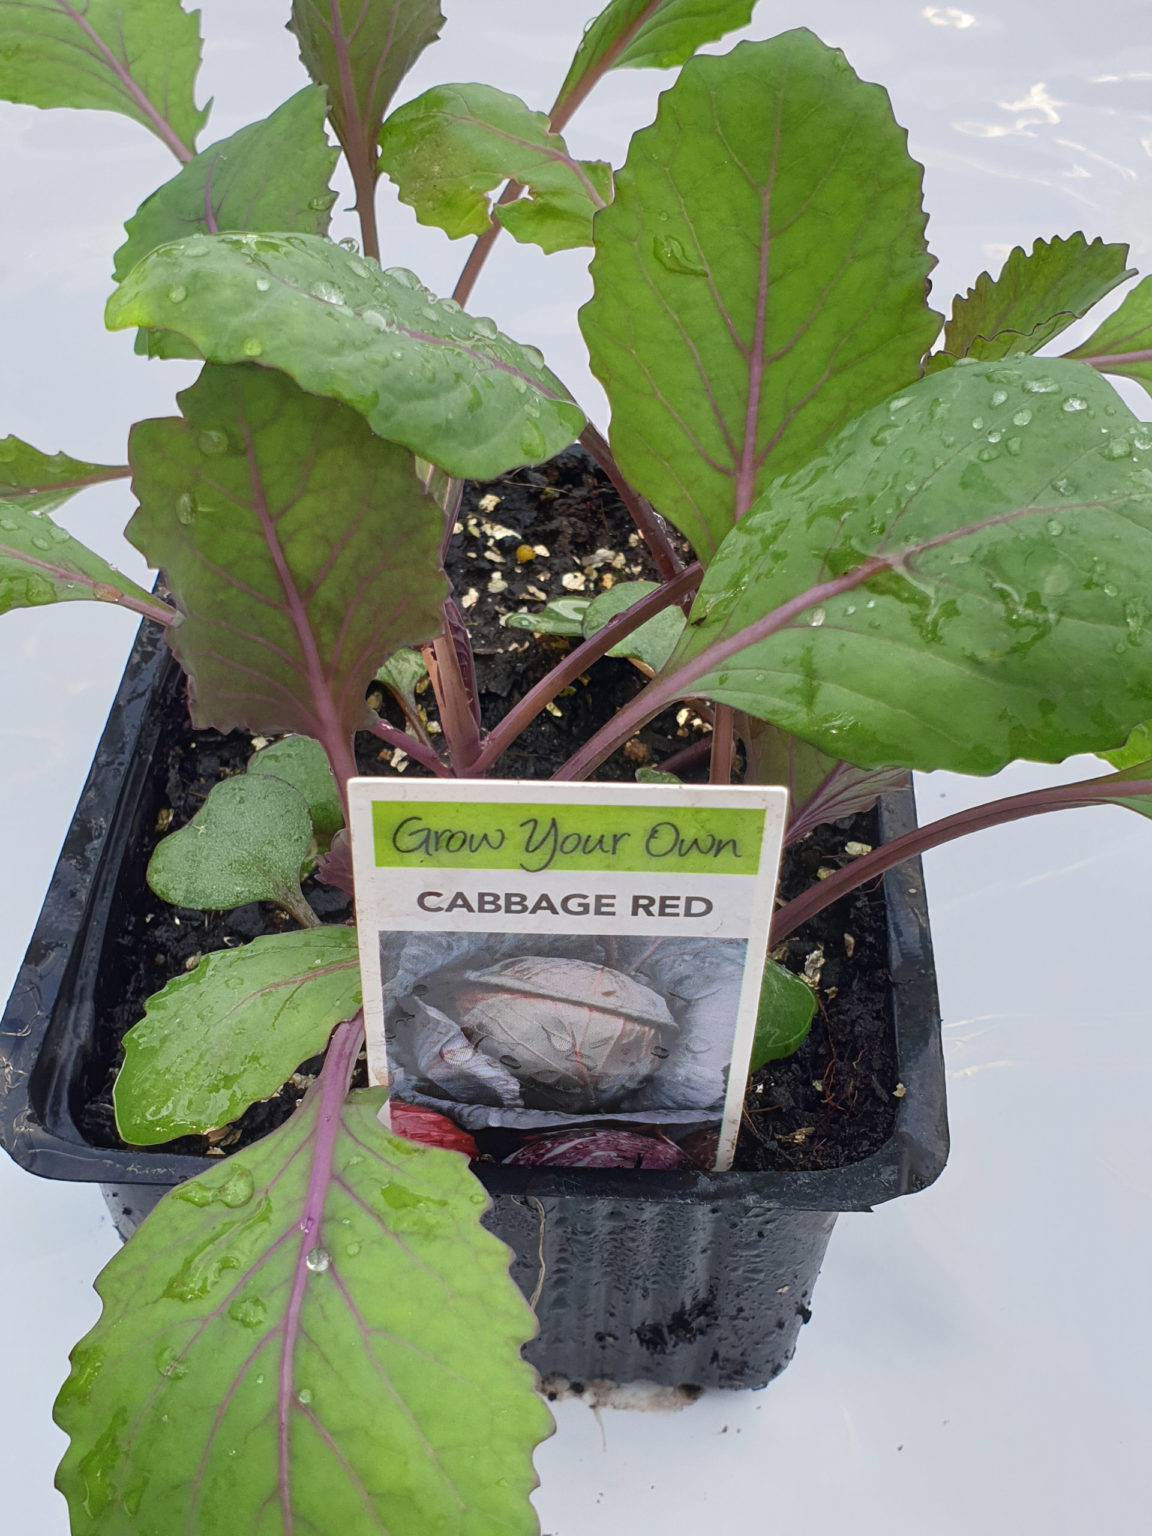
{"left": 305, "top": 1246, "right": 330, "bottom": 1273}
{"left": 242, "top": 338, "right": 263, "bottom": 357}
{"left": 156, "top": 1346, "right": 189, "bottom": 1380}
{"left": 653, "top": 234, "right": 707, "bottom": 276}
{"left": 229, "top": 1296, "right": 267, "bottom": 1329}
{"left": 309, "top": 281, "right": 346, "bottom": 306}
{"left": 217, "top": 1165, "right": 255, "bottom": 1207}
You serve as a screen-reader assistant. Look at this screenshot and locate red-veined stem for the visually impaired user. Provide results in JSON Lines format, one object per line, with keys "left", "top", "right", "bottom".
{"left": 2, "top": 464, "right": 131, "bottom": 498}
{"left": 56, "top": 0, "right": 196, "bottom": 162}
{"left": 368, "top": 715, "right": 452, "bottom": 777}
{"left": 469, "top": 564, "right": 701, "bottom": 775}
{"left": 279, "top": 1010, "right": 364, "bottom": 1525}
{"left": 770, "top": 775, "right": 1152, "bottom": 945}
{"left": 425, "top": 624, "right": 484, "bottom": 771}
{"left": 1065, "top": 346, "right": 1152, "bottom": 370}
{"left": 655, "top": 735, "right": 712, "bottom": 777}
{"left": 554, "top": 501, "right": 1060, "bottom": 782}
{"left": 324, "top": 0, "right": 381, "bottom": 260}
{"left": 451, "top": 0, "right": 665, "bottom": 307}
{"left": 709, "top": 704, "right": 735, "bottom": 784}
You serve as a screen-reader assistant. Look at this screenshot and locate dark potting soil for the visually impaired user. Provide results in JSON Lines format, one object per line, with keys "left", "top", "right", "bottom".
{"left": 79, "top": 449, "right": 898, "bottom": 1173}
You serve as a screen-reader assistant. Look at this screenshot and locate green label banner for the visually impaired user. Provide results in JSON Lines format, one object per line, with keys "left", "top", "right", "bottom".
{"left": 372, "top": 801, "right": 766, "bottom": 875}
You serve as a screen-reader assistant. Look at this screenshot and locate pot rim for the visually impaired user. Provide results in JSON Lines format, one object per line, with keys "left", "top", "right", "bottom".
{"left": 0, "top": 615, "right": 949, "bottom": 1215}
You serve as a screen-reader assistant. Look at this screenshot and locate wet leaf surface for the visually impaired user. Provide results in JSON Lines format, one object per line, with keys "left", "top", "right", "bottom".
{"left": 0, "top": 498, "right": 158, "bottom": 618}
{"left": 581, "top": 29, "right": 940, "bottom": 559}
{"left": 108, "top": 232, "right": 584, "bottom": 479}
{"left": 126, "top": 364, "right": 446, "bottom": 744}
{"left": 114, "top": 928, "right": 361, "bottom": 1145}
{"left": 58, "top": 1022, "right": 551, "bottom": 1536}
{"left": 114, "top": 87, "right": 338, "bottom": 284}
{"left": 249, "top": 736, "right": 344, "bottom": 848}
{"left": 146, "top": 774, "right": 313, "bottom": 916}
{"left": 671, "top": 357, "right": 1152, "bottom": 773}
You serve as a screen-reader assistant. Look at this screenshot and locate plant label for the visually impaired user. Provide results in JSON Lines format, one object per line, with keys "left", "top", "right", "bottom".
{"left": 348, "top": 779, "right": 787, "bottom": 1171}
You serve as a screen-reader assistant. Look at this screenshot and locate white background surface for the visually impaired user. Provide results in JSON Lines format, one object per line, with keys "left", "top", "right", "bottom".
{"left": 2, "top": 2, "right": 1151, "bottom": 1531}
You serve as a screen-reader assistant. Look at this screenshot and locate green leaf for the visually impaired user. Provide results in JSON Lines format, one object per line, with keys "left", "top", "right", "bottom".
{"left": 113, "top": 87, "right": 339, "bottom": 285}
{"left": 937, "top": 234, "right": 1134, "bottom": 364}
{"left": 374, "top": 647, "right": 429, "bottom": 720}
{"left": 582, "top": 579, "right": 686, "bottom": 670}
{"left": 114, "top": 928, "right": 361, "bottom": 1144}
{"left": 126, "top": 364, "right": 446, "bottom": 744}
{"left": 635, "top": 765, "right": 681, "bottom": 783}
{"left": 503, "top": 595, "right": 590, "bottom": 636}
{"left": 1064, "top": 273, "right": 1152, "bottom": 403}
{"left": 57, "top": 1024, "right": 550, "bottom": 1536}
{"left": 289, "top": 0, "right": 444, "bottom": 160}
{"left": 249, "top": 736, "right": 344, "bottom": 848}
{"left": 1098, "top": 720, "right": 1152, "bottom": 770}
{"left": 0, "top": 435, "right": 126, "bottom": 513}
{"left": 1094, "top": 756, "right": 1152, "bottom": 818}
{"left": 0, "top": 0, "right": 207, "bottom": 158}
{"left": 668, "top": 357, "right": 1152, "bottom": 775}
{"left": 581, "top": 30, "right": 941, "bottom": 560}
{"left": 146, "top": 773, "right": 313, "bottom": 917}
{"left": 379, "top": 83, "right": 611, "bottom": 252}
{"left": 556, "top": 0, "right": 759, "bottom": 106}
{"left": 0, "top": 498, "right": 163, "bottom": 619}
{"left": 752, "top": 957, "right": 816, "bottom": 1071}
{"left": 107, "top": 233, "right": 585, "bottom": 478}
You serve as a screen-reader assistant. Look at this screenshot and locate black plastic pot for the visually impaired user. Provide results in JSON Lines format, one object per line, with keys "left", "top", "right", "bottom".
{"left": 0, "top": 616, "right": 948, "bottom": 1391}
